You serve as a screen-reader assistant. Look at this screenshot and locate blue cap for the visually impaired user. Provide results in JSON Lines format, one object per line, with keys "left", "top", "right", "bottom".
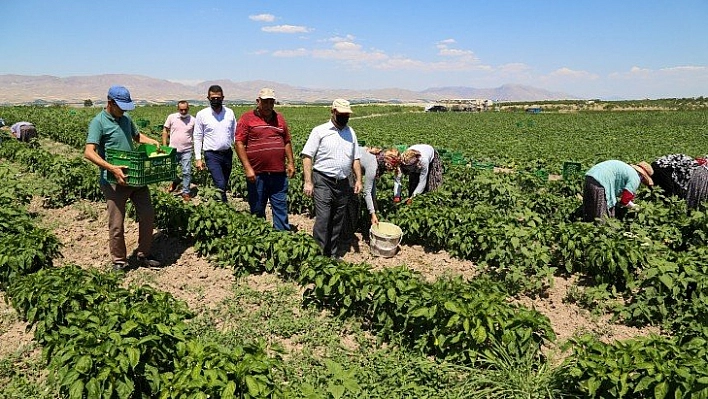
{"left": 107, "top": 85, "right": 135, "bottom": 111}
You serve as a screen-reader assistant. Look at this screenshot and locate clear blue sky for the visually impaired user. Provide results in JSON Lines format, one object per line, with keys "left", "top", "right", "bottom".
{"left": 2, "top": 0, "right": 707, "bottom": 99}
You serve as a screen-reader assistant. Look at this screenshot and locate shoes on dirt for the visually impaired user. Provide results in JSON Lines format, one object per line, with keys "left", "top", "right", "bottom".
{"left": 137, "top": 254, "right": 161, "bottom": 268}
{"left": 166, "top": 182, "right": 178, "bottom": 193}
{"left": 112, "top": 261, "right": 127, "bottom": 271}
{"left": 181, "top": 193, "right": 191, "bottom": 201}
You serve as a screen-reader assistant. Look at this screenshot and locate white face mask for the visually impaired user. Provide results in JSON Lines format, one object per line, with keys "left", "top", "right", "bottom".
{"left": 179, "top": 113, "right": 189, "bottom": 119}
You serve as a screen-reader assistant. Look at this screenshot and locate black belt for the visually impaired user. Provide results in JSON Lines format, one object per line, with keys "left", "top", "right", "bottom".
{"left": 205, "top": 148, "right": 232, "bottom": 154}
{"left": 314, "top": 169, "right": 348, "bottom": 183}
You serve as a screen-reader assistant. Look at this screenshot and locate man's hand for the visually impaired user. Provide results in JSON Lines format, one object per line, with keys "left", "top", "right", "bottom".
{"left": 244, "top": 167, "right": 256, "bottom": 183}
{"left": 303, "top": 182, "right": 314, "bottom": 197}
{"left": 196, "top": 159, "right": 205, "bottom": 171}
{"left": 405, "top": 197, "right": 413, "bottom": 205}
{"left": 286, "top": 163, "right": 296, "bottom": 178}
{"left": 353, "top": 180, "right": 362, "bottom": 194}
{"left": 109, "top": 165, "right": 129, "bottom": 185}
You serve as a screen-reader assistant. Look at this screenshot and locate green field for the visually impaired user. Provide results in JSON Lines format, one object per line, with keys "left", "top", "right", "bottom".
{"left": 2, "top": 103, "right": 708, "bottom": 398}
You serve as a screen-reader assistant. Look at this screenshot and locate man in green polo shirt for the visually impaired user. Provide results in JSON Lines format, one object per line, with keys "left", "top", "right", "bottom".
{"left": 84, "top": 85, "right": 162, "bottom": 271}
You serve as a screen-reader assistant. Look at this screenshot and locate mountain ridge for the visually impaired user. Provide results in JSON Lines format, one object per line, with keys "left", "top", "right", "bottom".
{"left": 0, "top": 74, "right": 578, "bottom": 105}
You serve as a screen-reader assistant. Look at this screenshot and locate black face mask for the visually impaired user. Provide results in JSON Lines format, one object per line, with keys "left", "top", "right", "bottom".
{"left": 209, "top": 98, "right": 223, "bottom": 109}
{"left": 335, "top": 114, "right": 350, "bottom": 127}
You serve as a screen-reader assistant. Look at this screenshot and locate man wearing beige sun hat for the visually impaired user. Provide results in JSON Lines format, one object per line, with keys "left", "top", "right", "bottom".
{"left": 582, "top": 159, "right": 653, "bottom": 222}
{"left": 301, "top": 98, "right": 362, "bottom": 258}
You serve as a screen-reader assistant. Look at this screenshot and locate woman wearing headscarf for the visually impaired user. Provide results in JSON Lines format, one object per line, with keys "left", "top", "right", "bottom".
{"left": 651, "top": 153, "right": 708, "bottom": 210}
{"left": 357, "top": 147, "right": 400, "bottom": 225}
{"left": 393, "top": 144, "right": 443, "bottom": 204}
{"left": 582, "top": 160, "right": 654, "bottom": 222}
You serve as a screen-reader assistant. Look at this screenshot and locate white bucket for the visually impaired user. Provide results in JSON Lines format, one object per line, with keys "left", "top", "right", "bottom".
{"left": 369, "top": 222, "right": 403, "bottom": 258}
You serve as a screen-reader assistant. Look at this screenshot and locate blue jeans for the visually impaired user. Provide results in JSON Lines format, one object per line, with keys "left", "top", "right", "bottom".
{"left": 247, "top": 173, "right": 290, "bottom": 231}
{"left": 174, "top": 150, "right": 192, "bottom": 195}
{"left": 204, "top": 149, "right": 233, "bottom": 202}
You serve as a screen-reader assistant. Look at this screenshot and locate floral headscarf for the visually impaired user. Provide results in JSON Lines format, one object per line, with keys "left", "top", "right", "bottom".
{"left": 655, "top": 154, "right": 699, "bottom": 192}
{"left": 375, "top": 149, "right": 400, "bottom": 178}
{"left": 399, "top": 149, "right": 422, "bottom": 175}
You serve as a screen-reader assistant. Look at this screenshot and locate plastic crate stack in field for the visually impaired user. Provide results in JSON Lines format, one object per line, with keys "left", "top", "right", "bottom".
{"left": 106, "top": 144, "right": 176, "bottom": 187}
{"left": 562, "top": 161, "right": 583, "bottom": 180}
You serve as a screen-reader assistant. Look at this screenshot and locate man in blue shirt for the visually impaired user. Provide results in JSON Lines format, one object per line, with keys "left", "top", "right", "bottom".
{"left": 84, "top": 85, "right": 162, "bottom": 271}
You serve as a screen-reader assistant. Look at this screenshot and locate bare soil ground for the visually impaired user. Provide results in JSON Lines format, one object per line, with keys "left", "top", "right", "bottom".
{"left": 0, "top": 195, "right": 658, "bottom": 362}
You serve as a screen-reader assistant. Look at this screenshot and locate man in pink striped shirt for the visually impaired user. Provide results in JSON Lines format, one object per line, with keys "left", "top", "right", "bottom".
{"left": 162, "top": 101, "right": 195, "bottom": 201}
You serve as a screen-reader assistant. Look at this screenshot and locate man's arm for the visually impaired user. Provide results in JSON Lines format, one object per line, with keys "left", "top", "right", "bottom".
{"left": 352, "top": 159, "right": 362, "bottom": 194}
{"left": 235, "top": 141, "right": 255, "bottom": 183}
{"left": 193, "top": 114, "right": 205, "bottom": 169}
{"left": 284, "top": 142, "right": 296, "bottom": 178}
{"left": 84, "top": 143, "right": 127, "bottom": 185}
{"left": 136, "top": 133, "right": 160, "bottom": 146}
{"left": 161, "top": 125, "right": 169, "bottom": 147}
{"left": 302, "top": 155, "right": 314, "bottom": 197}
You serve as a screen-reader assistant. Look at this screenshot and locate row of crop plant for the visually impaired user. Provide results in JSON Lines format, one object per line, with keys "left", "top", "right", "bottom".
{"left": 4, "top": 126, "right": 708, "bottom": 395}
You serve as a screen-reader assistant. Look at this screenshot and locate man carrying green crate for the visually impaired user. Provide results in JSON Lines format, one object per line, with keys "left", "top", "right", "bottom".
{"left": 83, "top": 85, "right": 163, "bottom": 271}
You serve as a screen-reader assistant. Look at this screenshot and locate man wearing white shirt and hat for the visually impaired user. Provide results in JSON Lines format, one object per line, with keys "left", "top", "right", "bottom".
{"left": 301, "top": 99, "right": 362, "bottom": 258}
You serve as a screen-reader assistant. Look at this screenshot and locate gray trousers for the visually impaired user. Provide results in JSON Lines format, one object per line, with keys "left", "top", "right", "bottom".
{"left": 313, "top": 171, "right": 352, "bottom": 257}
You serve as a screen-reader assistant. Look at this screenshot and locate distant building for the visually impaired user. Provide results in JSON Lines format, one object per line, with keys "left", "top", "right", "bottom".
{"left": 432, "top": 98, "right": 493, "bottom": 112}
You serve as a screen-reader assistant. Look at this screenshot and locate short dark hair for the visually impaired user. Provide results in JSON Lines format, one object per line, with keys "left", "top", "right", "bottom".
{"left": 207, "top": 85, "right": 223, "bottom": 95}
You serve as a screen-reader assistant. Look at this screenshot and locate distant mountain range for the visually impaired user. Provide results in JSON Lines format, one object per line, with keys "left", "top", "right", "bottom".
{"left": 0, "top": 74, "right": 577, "bottom": 105}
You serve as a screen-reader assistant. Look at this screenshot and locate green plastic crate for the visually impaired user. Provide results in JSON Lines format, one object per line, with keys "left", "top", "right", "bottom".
{"left": 472, "top": 161, "right": 495, "bottom": 170}
{"left": 534, "top": 169, "right": 549, "bottom": 180}
{"left": 451, "top": 154, "right": 467, "bottom": 165}
{"left": 562, "top": 161, "right": 583, "bottom": 180}
{"left": 106, "top": 144, "right": 176, "bottom": 187}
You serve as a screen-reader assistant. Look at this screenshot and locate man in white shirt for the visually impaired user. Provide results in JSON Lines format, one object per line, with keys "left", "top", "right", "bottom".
{"left": 301, "top": 99, "right": 362, "bottom": 258}
{"left": 193, "top": 85, "right": 236, "bottom": 202}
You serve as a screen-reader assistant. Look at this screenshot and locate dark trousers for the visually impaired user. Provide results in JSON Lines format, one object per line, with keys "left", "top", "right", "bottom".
{"left": 582, "top": 176, "right": 613, "bottom": 222}
{"left": 19, "top": 125, "right": 37, "bottom": 142}
{"left": 408, "top": 172, "right": 427, "bottom": 197}
{"left": 204, "top": 149, "right": 233, "bottom": 202}
{"left": 247, "top": 172, "right": 290, "bottom": 231}
{"left": 313, "top": 171, "right": 352, "bottom": 257}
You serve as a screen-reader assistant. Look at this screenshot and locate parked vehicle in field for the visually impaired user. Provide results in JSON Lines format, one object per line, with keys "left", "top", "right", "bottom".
{"left": 425, "top": 104, "right": 447, "bottom": 112}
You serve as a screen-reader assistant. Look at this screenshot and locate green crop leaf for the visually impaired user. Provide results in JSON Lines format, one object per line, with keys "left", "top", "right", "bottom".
{"left": 126, "top": 347, "right": 140, "bottom": 369}
{"left": 75, "top": 355, "right": 93, "bottom": 374}
{"left": 221, "top": 381, "right": 237, "bottom": 398}
{"left": 328, "top": 384, "right": 345, "bottom": 399}
{"left": 245, "top": 375, "right": 263, "bottom": 395}
{"left": 68, "top": 379, "right": 84, "bottom": 399}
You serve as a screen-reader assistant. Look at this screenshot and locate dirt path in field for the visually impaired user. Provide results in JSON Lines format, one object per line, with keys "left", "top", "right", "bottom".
{"left": 1, "top": 195, "right": 658, "bottom": 362}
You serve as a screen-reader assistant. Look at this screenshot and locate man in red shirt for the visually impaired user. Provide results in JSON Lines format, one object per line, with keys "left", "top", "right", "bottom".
{"left": 235, "top": 88, "right": 296, "bottom": 230}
